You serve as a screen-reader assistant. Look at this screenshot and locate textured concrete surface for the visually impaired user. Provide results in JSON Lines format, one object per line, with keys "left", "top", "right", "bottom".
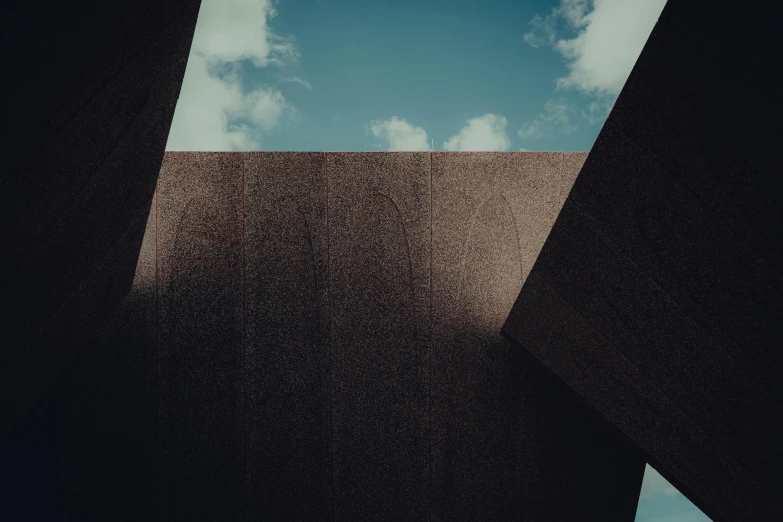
{"left": 25, "top": 152, "right": 644, "bottom": 521}
{"left": 0, "top": 0, "right": 201, "bottom": 429}
{"left": 329, "top": 153, "right": 431, "bottom": 521}
{"left": 156, "top": 153, "right": 245, "bottom": 522}
{"left": 244, "top": 152, "right": 331, "bottom": 520}
{"left": 431, "top": 152, "right": 642, "bottom": 521}
{"left": 502, "top": 2, "right": 783, "bottom": 521}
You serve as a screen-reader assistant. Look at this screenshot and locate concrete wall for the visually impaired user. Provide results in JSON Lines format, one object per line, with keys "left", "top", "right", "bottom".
{"left": 52, "top": 152, "right": 645, "bottom": 521}
{"left": 502, "top": 1, "right": 783, "bottom": 521}
{"left": 0, "top": 0, "right": 201, "bottom": 429}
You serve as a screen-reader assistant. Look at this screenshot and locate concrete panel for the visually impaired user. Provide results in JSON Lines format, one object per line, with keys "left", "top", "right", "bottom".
{"left": 502, "top": 3, "right": 783, "bottom": 519}
{"left": 610, "top": 23, "right": 782, "bottom": 272}
{"left": 55, "top": 191, "right": 158, "bottom": 521}
{"left": 6, "top": 150, "right": 654, "bottom": 520}
{"left": 430, "top": 152, "right": 642, "bottom": 521}
{"left": 506, "top": 120, "right": 783, "bottom": 522}
{"left": 156, "top": 153, "right": 245, "bottom": 522}
{"left": 244, "top": 152, "right": 331, "bottom": 520}
{"left": 656, "top": 0, "right": 783, "bottom": 106}
{"left": 328, "top": 153, "right": 430, "bottom": 521}
{"left": 0, "top": 0, "right": 201, "bottom": 429}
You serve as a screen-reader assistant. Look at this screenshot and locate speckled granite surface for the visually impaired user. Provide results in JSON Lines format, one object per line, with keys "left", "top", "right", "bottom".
{"left": 244, "top": 152, "right": 331, "bottom": 520}
{"left": 44, "top": 152, "right": 644, "bottom": 521}
{"left": 431, "top": 152, "right": 641, "bottom": 521}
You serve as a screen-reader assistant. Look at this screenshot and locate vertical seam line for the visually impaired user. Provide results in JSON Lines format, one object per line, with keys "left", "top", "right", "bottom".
{"left": 241, "top": 153, "right": 247, "bottom": 522}
{"left": 428, "top": 151, "right": 433, "bottom": 522}
{"left": 326, "top": 152, "right": 335, "bottom": 522}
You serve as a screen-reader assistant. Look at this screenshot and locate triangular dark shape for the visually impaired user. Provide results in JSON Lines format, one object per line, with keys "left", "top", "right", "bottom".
{"left": 502, "top": 1, "right": 783, "bottom": 521}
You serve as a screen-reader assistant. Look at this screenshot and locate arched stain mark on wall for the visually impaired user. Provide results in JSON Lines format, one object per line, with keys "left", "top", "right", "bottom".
{"left": 456, "top": 192, "right": 523, "bottom": 326}
{"left": 245, "top": 193, "right": 328, "bottom": 519}
{"left": 348, "top": 191, "right": 418, "bottom": 336}
{"left": 253, "top": 195, "right": 320, "bottom": 324}
{"left": 334, "top": 191, "right": 425, "bottom": 518}
{"left": 441, "top": 190, "right": 525, "bottom": 520}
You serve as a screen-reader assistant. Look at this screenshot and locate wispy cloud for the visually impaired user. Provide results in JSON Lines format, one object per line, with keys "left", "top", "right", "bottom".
{"left": 443, "top": 114, "right": 511, "bottom": 152}
{"left": 367, "top": 117, "right": 431, "bottom": 151}
{"left": 523, "top": 14, "right": 558, "bottom": 48}
{"left": 524, "top": 0, "right": 666, "bottom": 124}
{"left": 581, "top": 98, "right": 615, "bottom": 125}
{"left": 166, "top": 0, "right": 305, "bottom": 151}
{"left": 518, "top": 99, "right": 577, "bottom": 140}
{"left": 283, "top": 76, "right": 313, "bottom": 90}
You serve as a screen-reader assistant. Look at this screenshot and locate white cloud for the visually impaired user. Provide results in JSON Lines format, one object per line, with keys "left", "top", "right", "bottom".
{"left": 581, "top": 98, "right": 615, "bottom": 125}
{"left": 639, "top": 464, "right": 680, "bottom": 499}
{"left": 517, "top": 120, "right": 542, "bottom": 139}
{"left": 443, "top": 114, "right": 511, "bottom": 152}
{"left": 244, "top": 88, "right": 296, "bottom": 131}
{"left": 283, "top": 76, "right": 313, "bottom": 90}
{"left": 523, "top": 14, "right": 558, "bottom": 48}
{"left": 190, "top": 0, "right": 297, "bottom": 66}
{"left": 166, "top": 0, "right": 303, "bottom": 151}
{"left": 368, "top": 113, "right": 512, "bottom": 152}
{"left": 518, "top": 99, "right": 577, "bottom": 140}
{"left": 166, "top": 55, "right": 257, "bottom": 151}
{"left": 524, "top": 0, "right": 666, "bottom": 124}
{"left": 554, "top": 0, "right": 667, "bottom": 96}
{"left": 367, "top": 117, "right": 431, "bottom": 151}
{"left": 558, "top": 0, "right": 590, "bottom": 28}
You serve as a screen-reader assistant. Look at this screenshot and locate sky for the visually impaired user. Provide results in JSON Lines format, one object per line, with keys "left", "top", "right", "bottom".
{"left": 164, "top": 1, "right": 712, "bottom": 520}
{"left": 165, "top": 0, "right": 668, "bottom": 152}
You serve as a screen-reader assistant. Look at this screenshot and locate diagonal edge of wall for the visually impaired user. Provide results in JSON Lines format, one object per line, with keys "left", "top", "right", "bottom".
{"left": 0, "top": 0, "right": 202, "bottom": 431}
{"left": 502, "top": 1, "right": 783, "bottom": 520}
{"left": 47, "top": 151, "right": 646, "bottom": 521}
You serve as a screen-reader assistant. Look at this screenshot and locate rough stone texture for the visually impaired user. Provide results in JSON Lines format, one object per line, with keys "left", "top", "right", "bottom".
{"left": 328, "top": 153, "right": 432, "bottom": 521}
{"left": 244, "top": 152, "right": 331, "bottom": 520}
{"left": 0, "top": 0, "right": 201, "bottom": 429}
{"left": 502, "top": 2, "right": 783, "bottom": 521}
{"left": 430, "top": 152, "right": 643, "bottom": 521}
{"left": 156, "top": 153, "right": 245, "bottom": 522}
{"left": 9, "top": 152, "right": 645, "bottom": 521}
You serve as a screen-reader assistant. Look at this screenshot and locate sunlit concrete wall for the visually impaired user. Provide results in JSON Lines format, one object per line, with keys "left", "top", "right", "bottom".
{"left": 55, "top": 152, "right": 645, "bottom": 521}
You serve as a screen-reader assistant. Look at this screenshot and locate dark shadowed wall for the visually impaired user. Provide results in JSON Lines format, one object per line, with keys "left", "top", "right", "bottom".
{"left": 47, "top": 152, "right": 645, "bottom": 521}
{"left": 502, "top": 1, "right": 783, "bottom": 521}
{"left": 0, "top": 0, "right": 202, "bottom": 429}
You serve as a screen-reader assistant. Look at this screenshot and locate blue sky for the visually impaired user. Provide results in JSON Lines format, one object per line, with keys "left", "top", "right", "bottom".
{"left": 166, "top": 0, "right": 667, "bottom": 152}
{"left": 637, "top": 465, "right": 712, "bottom": 522}
{"left": 164, "top": 1, "right": 711, "bottom": 520}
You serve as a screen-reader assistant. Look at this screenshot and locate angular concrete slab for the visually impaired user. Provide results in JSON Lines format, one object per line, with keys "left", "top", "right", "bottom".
{"left": 26, "top": 152, "right": 646, "bottom": 521}
{"left": 502, "top": 4, "right": 783, "bottom": 520}
{"left": 55, "top": 190, "right": 159, "bottom": 521}
{"left": 0, "top": 0, "right": 201, "bottom": 429}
